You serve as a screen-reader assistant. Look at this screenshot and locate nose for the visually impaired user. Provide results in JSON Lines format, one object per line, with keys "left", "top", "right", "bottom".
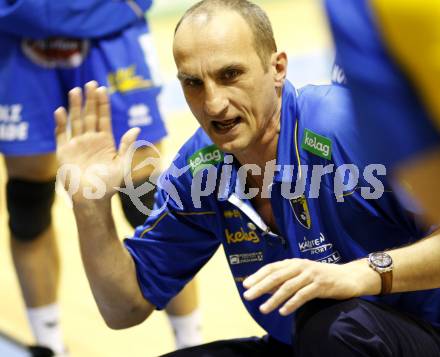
{"left": 203, "top": 82, "right": 228, "bottom": 117}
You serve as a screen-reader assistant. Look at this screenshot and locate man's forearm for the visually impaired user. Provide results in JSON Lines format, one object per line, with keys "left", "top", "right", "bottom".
{"left": 390, "top": 230, "right": 440, "bottom": 293}
{"left": 73, "top": 198, "right": 154, "bottom": 329}
{"left": 346, "top": 230, "right": 440, "bottom": 296}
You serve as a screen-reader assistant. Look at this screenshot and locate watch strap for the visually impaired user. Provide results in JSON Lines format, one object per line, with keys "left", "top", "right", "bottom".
{"left": 380, "top": 270, "right": 393, "bottom": 295}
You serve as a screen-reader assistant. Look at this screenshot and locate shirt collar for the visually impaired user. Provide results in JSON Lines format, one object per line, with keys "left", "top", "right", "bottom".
{"left": 274, "top": 80, "right": 299, "bottom": 183}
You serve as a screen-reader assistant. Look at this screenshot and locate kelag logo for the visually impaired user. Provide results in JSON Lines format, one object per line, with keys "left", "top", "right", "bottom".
{"left": 302, "top": 129, "right": 332, "bottom": 160}
{"left": 225, "top": 228, "right": 260, "bottom": 244}
{"left": 188, "top": 145, "right": 223, "bottom": 175}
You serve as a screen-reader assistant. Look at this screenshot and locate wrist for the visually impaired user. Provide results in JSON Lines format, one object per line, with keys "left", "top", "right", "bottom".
{"left": 72, "top": 195, "right": 112, "bottom": 212}
{"left": 345, "top": 259, "right": 382, "bottom": 296}
{"left": 70, "top": 185, "right": 115, "bottom": 205}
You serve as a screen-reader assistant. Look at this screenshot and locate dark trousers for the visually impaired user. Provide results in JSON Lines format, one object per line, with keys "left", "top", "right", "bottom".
{"left": 160, "top": 299, "right": 440, "bottom": 357}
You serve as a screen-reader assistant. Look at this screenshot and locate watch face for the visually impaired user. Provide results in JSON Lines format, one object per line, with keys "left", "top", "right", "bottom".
{"left": 370, "top": 252, "right": 392, "bottom": 268}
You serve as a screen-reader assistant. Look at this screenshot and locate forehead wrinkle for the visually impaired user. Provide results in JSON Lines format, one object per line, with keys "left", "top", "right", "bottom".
{"left": 174, "top": 9, "right": 255, "bottom": 58}
{"left": 174, "top": 47, "right": 255, "bottom": 81}
{"left": 178, "top": 57, "right": 250, "bottom": 83}
{"left": 173, "top": 10, "right": 261, "bottom": 83}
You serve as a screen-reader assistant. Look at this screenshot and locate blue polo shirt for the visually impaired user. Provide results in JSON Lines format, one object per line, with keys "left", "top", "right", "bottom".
{"left": 324, "top": 0, "right": 440, "bottom": 169}
{"left": 0, "top": 0, "right": 152, "bottom": 38}
{"left": 0, "top": 2, "right": 167, "bottom": 156}
{"left": 125, "top": 80, "right": 440, "bottom": 345}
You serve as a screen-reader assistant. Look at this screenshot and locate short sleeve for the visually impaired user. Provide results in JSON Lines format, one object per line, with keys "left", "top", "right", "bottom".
{"left": 124, "top": 174, "right": 220, "bottom": 310}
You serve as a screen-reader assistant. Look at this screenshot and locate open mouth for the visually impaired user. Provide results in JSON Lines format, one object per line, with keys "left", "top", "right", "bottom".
{"left": 212, "top": 117, "right": 242, "bottom": 133}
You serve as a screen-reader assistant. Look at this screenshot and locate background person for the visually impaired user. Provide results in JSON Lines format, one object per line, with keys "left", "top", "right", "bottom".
{"left": 325, "top": 0, "right": 440, "bottom": 225}
{"left": 0, "top": 0, "right": 200, "bottom": 354}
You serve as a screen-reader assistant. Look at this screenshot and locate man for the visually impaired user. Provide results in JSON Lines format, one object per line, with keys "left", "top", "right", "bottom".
{"left": 55, "top": 0, "right": 440, "bottom": 355}
{"left": 0, "top": 0, "right": 200, "bottom": 354}
{"left": 325, "top": 0, "right": 440, "bottom": 225}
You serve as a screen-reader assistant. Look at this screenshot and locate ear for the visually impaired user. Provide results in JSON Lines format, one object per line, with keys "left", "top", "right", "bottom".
{"left": 271, "top": 52, "right": 288, "bottom": 88}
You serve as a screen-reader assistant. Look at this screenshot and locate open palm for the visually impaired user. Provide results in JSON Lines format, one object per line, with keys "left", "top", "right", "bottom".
{"left": 54, "top": 81, "right": 140, "bottom": 202}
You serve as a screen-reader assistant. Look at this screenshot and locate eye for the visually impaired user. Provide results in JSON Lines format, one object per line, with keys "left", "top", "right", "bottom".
{"left": 184, "top": 78, "right": 203, "bottom": 88}
{"left": 222, "top": 69, "right": 241, "bottom": 81}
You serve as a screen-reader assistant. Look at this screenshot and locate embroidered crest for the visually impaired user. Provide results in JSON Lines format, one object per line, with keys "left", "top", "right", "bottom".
{"left": 290, "top": 195, "right": 311, "bottom": 229}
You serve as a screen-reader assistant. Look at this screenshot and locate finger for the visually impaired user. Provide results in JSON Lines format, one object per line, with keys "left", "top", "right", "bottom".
{"left": 97, "top": 86, "right": 112, "bottom": 133}
{"left": 119, "top": 127, "right": 141, "bottom": 158}
{"left": 54, "top": 106, "right": 68, "bottom": 146}
{"left": 83, "top": 81, "right": 98, "bottom": 132}
{"left": 243, "top": 260, "right": 288, "bottom": 289}
{"left": 259, "top": 274, "right": 308, "bottom": 314}
{"left": 69, "top": 87, "right": 83, "bottom": 137}
{"left": 279, "top": 283, "right": 317, "bottom": 316}
{"left": 244, "top": 265, "right": 300, "bottom": 301}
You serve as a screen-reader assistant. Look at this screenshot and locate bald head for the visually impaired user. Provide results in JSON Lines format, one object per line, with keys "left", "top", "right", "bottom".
{"left": 174, "top": 0, "right": 277, "bottom": 70}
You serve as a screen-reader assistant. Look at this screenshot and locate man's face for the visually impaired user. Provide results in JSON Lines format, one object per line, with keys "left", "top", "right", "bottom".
{"left": 173, "top": 10, "right": 281, "bottom": 155}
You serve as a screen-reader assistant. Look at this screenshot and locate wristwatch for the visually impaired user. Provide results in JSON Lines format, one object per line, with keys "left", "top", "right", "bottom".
{"left": 368, "top": 252, "right": 393, "bottom": 295}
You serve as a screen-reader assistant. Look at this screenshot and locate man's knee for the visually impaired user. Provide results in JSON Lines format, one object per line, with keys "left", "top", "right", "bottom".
{"left": 295, "top": 299, "right": 392, "bottom": 357}
{"left": 7, "top": 178, "right": 55, "bottom": 241}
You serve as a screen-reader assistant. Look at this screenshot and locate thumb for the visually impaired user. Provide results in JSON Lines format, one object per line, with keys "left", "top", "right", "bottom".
{"left": 118, "top": 127, "right": 141, "bottom": 158}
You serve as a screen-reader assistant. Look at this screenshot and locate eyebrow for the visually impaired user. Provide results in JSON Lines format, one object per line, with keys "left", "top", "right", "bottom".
{"left": 177, "top": 63, "right": 247, "bottom": 82}
{"left": 177, "top": 72, "right": 199, "bottom": 82}
{"left": 217, "top": 63, "right": 247, "bottom": 75}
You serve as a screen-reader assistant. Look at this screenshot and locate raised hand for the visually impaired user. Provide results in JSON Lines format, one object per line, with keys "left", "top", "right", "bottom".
{"left": 54, "top": 81, "right": 140, "bottom": 203}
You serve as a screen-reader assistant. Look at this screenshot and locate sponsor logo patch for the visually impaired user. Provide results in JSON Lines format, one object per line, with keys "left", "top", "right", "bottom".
{"left": 301, "top": 129, "right": 332, "bottom": 160}
{"left": 0, "top": 104, "right": 28, "bottom": 141}
{"left": 128, "top": 104, "right": 152, "bottom": 127}
{"left": 298, "top": 233, "right": 341, "bottom": 263}
{"left": 107, "top": 65, "right": 153, "bottom": 94}
{"left": 225, "top": 227, "right": 260, "bottom": 244}
{"left": 318, "top": 251, "right": 341, "bottom": 264}
{"left": 299, "top": 233, "right": 329, "bottom": 255}
{"left": 223, "top": 210, "right": 241, "bottom": 219}
{"left": 229, "top": 252, "right": 264, "bottom": 265}
{"left": 188, "top": 145, "right": 223, "bottom": 176}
